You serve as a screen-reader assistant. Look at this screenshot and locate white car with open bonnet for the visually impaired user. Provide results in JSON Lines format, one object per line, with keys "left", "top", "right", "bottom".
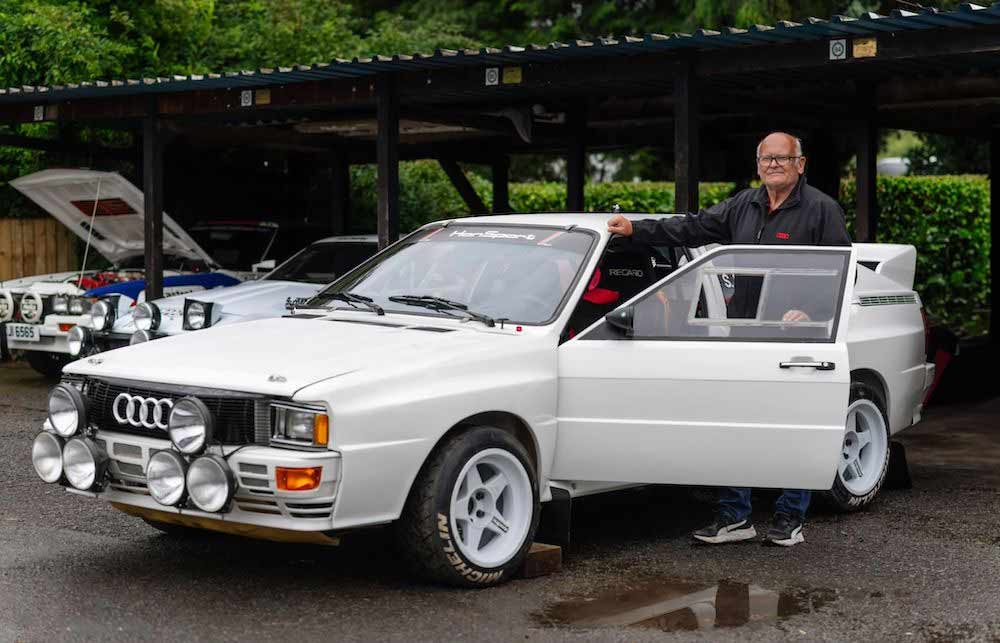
{"left": 31, "top": 213, "right": 933, "bottom": 587}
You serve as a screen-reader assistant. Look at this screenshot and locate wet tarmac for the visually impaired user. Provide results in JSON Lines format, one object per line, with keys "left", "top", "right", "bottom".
{"left": 539, "top": 577, "right": 836, "bottom": 632}
{"left": 2, "top": 361, "right": 1000, "bottom": 641}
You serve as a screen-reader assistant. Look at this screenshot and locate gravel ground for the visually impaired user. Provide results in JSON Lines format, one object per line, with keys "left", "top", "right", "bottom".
{"left": 1, "top": 360, "right": 998, "bottom": 642}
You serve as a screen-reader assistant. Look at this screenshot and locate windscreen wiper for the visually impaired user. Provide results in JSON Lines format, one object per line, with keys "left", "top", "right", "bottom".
{"left": 387, "top": 295, "right": 496, "bottom": 327}
{"left": 325, "top": 292, "right": 384, "bottom": 315}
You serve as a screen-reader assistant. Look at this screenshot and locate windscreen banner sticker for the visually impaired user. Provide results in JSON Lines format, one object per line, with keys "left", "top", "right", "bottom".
{"left": 417, "top": 226, "right": 588, "bottom": 252}
{"left": 448, "top": 229, "right": 536, "bottom": 241}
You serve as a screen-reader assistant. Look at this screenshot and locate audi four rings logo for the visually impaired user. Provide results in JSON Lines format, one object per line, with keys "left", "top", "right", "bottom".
{"left": 112, "top": 393, "right": 173, "bottom": 430}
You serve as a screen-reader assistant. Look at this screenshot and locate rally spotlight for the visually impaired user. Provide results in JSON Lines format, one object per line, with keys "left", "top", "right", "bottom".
{"left": 186, "top": 455, "right": 235, "bottom": 513}
{"left": 31, "top": 431, "right": 64, "bottom": 483}
{"left": 47, "top": 383, "right": 88, "bottom": 437}
{"left": 146, "top": 450, "right": 188, "bottom": 507}
{"left": 62, "top": 437, "right": 109, "bottom": 491}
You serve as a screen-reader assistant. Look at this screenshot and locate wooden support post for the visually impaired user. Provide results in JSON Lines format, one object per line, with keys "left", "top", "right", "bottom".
{"left": 142, "top": 106, "right": 164, "bottom": 301}
{"left": 855, "top": 121, "right": 878, "bottom": 242}
{"left": 566, "top": 108, "right": 586, "bottom": 212}
{"left": 376, "top": 74, "right": 400, "bottom": 250}
{"left": 807, "top": 130, "right": 841, "bottom": 202}
{"left": 331, "top": 153, "right": 350, "bottom": 235}
{"left": 674, "top": 60, "right": 700, "bottom": 213}
{"left": 438, "top": 159, "right": 488, "bottom": 215}
{"left": 855, "top": 85, "right": 878, "bottom": 242}
{"left": 492, "top": 156, "right": 511, "bottom": 213}
{"left": 991, "top": 130, "right": 1000, "bottom": 342}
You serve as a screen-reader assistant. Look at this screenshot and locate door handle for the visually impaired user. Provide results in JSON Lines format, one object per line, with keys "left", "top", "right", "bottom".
{"left": 779, "top": 361, "right": 835, "bottom": 371}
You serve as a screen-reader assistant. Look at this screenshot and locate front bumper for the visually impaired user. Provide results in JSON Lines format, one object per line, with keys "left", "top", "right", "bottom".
{"left": 9, "top": 324, "right": 70, "bottom": 354}
{"left": 70, "top": 429, "right": 342, "bottom": 537}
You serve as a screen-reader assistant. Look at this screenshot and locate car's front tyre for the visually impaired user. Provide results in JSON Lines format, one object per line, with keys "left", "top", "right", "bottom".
{"left": 396, "top": 426, "right": 539, "bottom": 587}
{"left": 826, "top": 380, "right": 890, "bottom": 512}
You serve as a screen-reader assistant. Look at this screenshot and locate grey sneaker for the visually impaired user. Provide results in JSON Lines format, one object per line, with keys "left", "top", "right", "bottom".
{"left": 765, "top": 513, "right": 805, "bottom": 547}
{"left": 692, "top": 517, "right": 757, "bottom": 544}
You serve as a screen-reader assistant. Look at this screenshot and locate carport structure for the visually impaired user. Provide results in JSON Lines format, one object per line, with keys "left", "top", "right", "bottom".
{"left": 0, "top": 4, "right": 999, "bottom": 335}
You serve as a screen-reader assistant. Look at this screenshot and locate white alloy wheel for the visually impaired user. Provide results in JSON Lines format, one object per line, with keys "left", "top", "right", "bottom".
{"left": 839, "top": 398, "right": 889, "bottom": 496}
{"left": 449, "top": 448, "right": 533, "bottom": 569}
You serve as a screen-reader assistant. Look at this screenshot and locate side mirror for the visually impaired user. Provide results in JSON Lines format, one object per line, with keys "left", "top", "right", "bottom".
{"left": 252, "top": 259, "right": 277, "bottom": 274}
{"left": 604, "top": 305, "right": 635, "bottom": 338}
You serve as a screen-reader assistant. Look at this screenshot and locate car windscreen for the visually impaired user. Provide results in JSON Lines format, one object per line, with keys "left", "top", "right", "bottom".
{"left": 190, "top": 225, "right": 278, "bottom": 270}
{"left": 266, "top": 242, "right": 377, "bottom": 284}
{"left": 309, "top": 225, "right": 596, "bottom": 325}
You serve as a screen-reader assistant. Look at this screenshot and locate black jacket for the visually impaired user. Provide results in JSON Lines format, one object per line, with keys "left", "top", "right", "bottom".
{"left": 631, "top": 176, "right": 851, "bottom": 248}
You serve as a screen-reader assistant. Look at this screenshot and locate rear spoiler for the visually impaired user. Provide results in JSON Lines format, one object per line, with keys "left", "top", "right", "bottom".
{"left": 853, "top": 243, "right": 916, "bottom": 290}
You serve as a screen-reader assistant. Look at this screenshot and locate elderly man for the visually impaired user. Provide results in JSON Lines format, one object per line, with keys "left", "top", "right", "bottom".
{"left": 606, "top": 131, "right": 851, "bottom": 547}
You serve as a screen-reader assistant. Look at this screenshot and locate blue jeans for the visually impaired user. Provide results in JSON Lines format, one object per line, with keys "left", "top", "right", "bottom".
{"left": 717, "top": 487, "right": 810, "bottom": 523}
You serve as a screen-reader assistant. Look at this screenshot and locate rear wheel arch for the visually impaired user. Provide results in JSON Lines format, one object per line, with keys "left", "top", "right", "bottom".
{"left": 850, "top": 368, "right": 888, "bottom": 416}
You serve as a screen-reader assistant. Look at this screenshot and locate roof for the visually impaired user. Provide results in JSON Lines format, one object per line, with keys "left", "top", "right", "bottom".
{"left": 444, "top": 212, "right": 675, "bottom": 233}
{"left": 314, "top": 234, "right": 379, "bottom": 244}
{"left": 0, "top": 4, "right": 996, "bottom": 104}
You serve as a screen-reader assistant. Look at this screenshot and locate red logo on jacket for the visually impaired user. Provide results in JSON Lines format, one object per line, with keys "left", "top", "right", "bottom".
{"left": 775, "top": 232, "right": 790, "bottom": 240}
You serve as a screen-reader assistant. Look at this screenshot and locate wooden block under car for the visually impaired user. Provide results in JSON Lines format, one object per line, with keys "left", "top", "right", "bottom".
{"left": 519, "top": 542, "right": 562, "bottom": 578}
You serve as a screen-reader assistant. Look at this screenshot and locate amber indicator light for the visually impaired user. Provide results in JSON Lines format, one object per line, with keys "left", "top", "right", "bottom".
{"left": 276, "top": 466, "right": 323, "bottom": 491}
{"left": 313, "top": 414, "right": 329, "bottom": 446}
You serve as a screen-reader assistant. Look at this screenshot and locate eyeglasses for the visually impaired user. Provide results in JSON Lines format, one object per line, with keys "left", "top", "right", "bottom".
{"left": 757, "top": 155, "right": 802, "bottom": 167}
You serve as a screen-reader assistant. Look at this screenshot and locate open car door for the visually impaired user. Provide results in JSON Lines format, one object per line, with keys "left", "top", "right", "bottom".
{"left": 553, "top": 245, "right": 856, "bottom": 490}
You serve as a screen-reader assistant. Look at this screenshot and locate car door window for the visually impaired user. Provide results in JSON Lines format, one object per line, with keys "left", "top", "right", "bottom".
{"left": 585, "top": 247, "right": 851, "bottom": 343}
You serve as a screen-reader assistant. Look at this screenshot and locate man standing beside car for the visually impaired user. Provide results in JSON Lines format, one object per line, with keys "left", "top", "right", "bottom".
{"left": 606, "top": 131, "right": 852, "bottom": 547}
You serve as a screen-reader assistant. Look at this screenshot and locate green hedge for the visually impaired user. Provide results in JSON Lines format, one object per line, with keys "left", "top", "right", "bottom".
{"left": 350, "top": 162, "right": 990, "bottom": 336}
{"left": 841, "top": 176, "right": 990, "bottom": 336}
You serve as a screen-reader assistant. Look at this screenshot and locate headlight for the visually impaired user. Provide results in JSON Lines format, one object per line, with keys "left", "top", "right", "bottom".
{"left": 89, "top": 300, "right": 114, "bottom": 331}
{"left": 19, "top": 292, "right": 43, "bottom": 323}
{"left": 62, "top": 437, "right": 109, "bottom": 491}
{"left": 183, "top": 300, "right": 212, "bottom": 330}
{"left": 52, "top": 296, "right": 68, "bottom": 314}
{"left": 271, "top": 404, "right": 329, "bottom": 447}
{"left": 168, "top": 397, "right": 214, "bottom": 455}
{"left": 146, "top": 450, "right": 188, "bottom": 506}
{"left": 32, "top": 431, "right": 64, "bottom": 483}
{"left": 130, "top": 329, "right": 152, "bottom": 346}
{"left": 67, "top": 326, "right": 90, "bottom": 357}
{"left": 68, "top": 297, "right": 91, "bottom": 316}
{"left": 186, "top": 455, "right": 235, "bottom": 513}
{"left": 134, "top": 302, "right": 160, "bottom": 331}
{"left": 0, "top": 290, "right": 12, "bottom": 322}
{"left": 48, "top": 383, "right": 88, "bottom": 437}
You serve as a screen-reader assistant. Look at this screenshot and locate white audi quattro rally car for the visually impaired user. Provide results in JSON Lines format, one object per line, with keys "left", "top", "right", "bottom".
{"left": 31, "top": 213, "right": 933, "bottom": 587}
{"left": 1, "top": 169, "right": 245, "bottom": 376}
{"left": 73, "top": 235, "right": 378, "bottom": 356}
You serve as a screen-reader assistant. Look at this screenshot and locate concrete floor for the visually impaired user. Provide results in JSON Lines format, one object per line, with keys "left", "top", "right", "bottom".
{"left": 1, "top": 361, "right": 998, "bottom": 642}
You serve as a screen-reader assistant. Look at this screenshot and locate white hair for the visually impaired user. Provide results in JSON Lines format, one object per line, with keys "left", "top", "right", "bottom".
{"left": 757, "top": 133, "right": 803, "bottom": 157}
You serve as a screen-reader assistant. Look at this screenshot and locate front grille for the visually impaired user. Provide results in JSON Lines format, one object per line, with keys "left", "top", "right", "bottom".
{"left": 10, "top": 293, "right": 23, "bottom": 322}
{"left": 84, "top": 378, "right": 265, "bottom": 445}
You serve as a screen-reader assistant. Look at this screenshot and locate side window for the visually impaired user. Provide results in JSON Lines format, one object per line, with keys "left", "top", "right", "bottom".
{"left": 597, "top": 248, "right": 849, "bottom": 342}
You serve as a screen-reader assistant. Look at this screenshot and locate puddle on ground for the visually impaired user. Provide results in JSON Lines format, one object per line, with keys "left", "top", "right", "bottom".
{"left": 538, "top": 578, "right": 836, "bottom": 633}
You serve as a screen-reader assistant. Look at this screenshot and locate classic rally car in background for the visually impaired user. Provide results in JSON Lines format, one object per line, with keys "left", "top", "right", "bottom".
{"left": 31, "top": 213, "right": 933, "bottom": 587}
{"left": 72, "top": 235, "right": 378, "bottom": 356}
{"left": 2, "top": 170, "right": 288, "bottom": 377}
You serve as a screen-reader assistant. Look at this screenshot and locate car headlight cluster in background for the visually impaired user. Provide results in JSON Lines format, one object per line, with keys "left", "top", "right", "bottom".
{"left": 32, "top": 382, "right": 328, "bottom": 511}
{"left": 0, "top": 290, "right": 13, "bottom": 322}
{"left": 183, "top": 299, "right": 221, "bottom": 331}
{"left": 133, "top": 302, "right": 160, "bottom": 331}
{"left": 67, "top": 326, "right": 91, "bottom": 357}
{"left": 52, "top": 295, "right": 91, "bottom": 315}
